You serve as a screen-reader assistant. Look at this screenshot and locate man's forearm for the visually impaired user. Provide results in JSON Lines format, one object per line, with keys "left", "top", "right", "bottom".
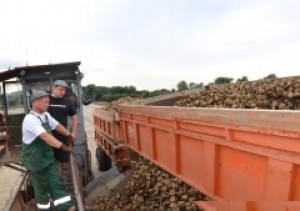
{"left": 39, "top": 132, "right": 63, "bottom": 148}
{"left": 55, "top": 123, "right": 71, "bottom": 137}
{"left": 70, "top": 115, "right": 78, "bottom": 134}
{"left": 39, "top": 132, "right": 73, "bottom": 152}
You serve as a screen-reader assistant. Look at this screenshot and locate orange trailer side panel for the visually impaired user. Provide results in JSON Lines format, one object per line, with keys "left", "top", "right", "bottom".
{"left": 117, "top": 105, "right": 300, "bottom": 210}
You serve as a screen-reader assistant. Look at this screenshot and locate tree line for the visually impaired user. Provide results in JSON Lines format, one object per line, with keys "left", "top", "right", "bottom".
{"left": 83, "top": 74, "right": 277, "bottom": 102}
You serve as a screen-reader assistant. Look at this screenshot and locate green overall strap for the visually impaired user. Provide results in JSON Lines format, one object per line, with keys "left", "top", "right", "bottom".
{"left": 29, "top": 112, "right": 52, "bottom": 133}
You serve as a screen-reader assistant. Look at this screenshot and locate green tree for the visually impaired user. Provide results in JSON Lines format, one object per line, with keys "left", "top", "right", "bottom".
{"left": 214, "top": 77, "right": 234, "bottom": 85}
{"left": 263, "top": 74, "right": 277, "bottom": 80}
{"left": 190, "top": 82, "right": 204, "bottom": 89}
{"left": 7, "top": 94, "right": 19, "bottom": 106}
{"left": 84, "top": 84, "right": 97, "bottom": 100}
{"left": 95, "top": 86, "right": 110, "bottom": 101}
{"left": 110, "top": 86, "right": 125, "bottom": 94}
{"left": 141, "top": 90, "right": 149, "bottom": 99}
{"left": 83, "top": 84, "right": 173, "bottom": 102}
{"left": 189, "top": 82, "right": 195, "bottom": 89}
{"left": 149, "top": 89, "right": 171, "bottom": 97}
{"left": 102, "top": 94, "right": 126, "bottom": 102}
{"left": 236, "top": 76, "right": 248, "bottom": 82}
{"left": 177, "top": 80, "right": 189, "bottom": 91}
{"left": 127, "top": 85, "right": 137, "bottom": 95}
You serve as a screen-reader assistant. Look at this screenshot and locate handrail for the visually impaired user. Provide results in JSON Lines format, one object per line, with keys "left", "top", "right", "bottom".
{"left": 70, "top": 151, "right": 85, "bottom": 211}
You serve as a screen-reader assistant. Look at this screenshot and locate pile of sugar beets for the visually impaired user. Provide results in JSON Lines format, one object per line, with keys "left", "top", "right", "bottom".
{"left": 104, "top": 96, "right": 138, "bottom": 111}
{"left": 86, "top": 157, "right": 207, "bottom": 211}
{"left": 174, "top": 77, "right": 300, "bottom": 110}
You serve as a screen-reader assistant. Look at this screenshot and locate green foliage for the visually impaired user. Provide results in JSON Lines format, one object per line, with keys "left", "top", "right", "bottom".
{"left": 141, "top": 90, "right": 149, "bottom": 99}
{"left": 177, "top": 80, "right": 189, "bottom": 91}
{"left": 6, "top": 92, "right": 23, "bottom": 106}
{"left": 189, "top": 82, "right": 204, "bottom": 89}
{"left": 189, "top": 82, "right": 195, "bottom": 89}
{"left": 236, "top": 76, "right": 249, "bottom": 82}
{"left": 214, "top": 77, "right": 234, "bottom": 85}
{"left": 83, "top": 84, "right": 97, "bottom": 100}
{"left": 101, "top": 94, "right": 128, "bottom": 102}
{"left": 263, "top": 74, "right": 277, "bottom": 80}
{"left": 149, "top": 89, "right": 171, "bottom": 97}
{"left": 82, "top": 85, "right": 172, "bottom": 102}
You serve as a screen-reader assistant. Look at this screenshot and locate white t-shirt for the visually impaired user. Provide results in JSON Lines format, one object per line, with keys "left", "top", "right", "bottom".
{"left": 22, "top": 111, "right": 59, "bottom": 145}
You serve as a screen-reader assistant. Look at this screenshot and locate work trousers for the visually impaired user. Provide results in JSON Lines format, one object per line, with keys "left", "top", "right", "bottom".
{"left": 28, "top": 162, "right": 74, "bottom": 211}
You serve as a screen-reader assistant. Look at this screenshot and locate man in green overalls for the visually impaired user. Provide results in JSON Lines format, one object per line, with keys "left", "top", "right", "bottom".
{"left": 22, "top": 91, "right": 76, "bottom": 211}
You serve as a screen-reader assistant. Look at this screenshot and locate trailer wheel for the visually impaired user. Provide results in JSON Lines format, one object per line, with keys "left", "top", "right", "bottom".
{"left": 96, "top": 147, "right": 112, "bottom": 171}
{"left": 96, "top": 147, "right": 106, "bottom": 171}
{"left": 104, "top": 153, "right": 112, "bottom": 170}
{"left": 96, "top": 146, "right": 100, "bottom": 159}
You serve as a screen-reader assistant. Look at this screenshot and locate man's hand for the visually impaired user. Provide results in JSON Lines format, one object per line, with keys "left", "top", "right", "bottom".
{"left": 59, "top": 144, "right": 74, "bottom": 154}
{"left": 71, "top": 132, "right": 76, "bottom": 139}
{"left": 68, "top": 133, "right": 75, "bottom": 145}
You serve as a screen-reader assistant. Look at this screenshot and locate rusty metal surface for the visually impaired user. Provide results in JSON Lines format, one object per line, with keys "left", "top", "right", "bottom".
{"left": 118, "top": 105, "right": 300, "bottom": 133}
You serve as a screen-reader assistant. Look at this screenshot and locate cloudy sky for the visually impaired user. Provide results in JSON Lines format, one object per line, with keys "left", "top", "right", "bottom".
{"left": 0, "top": 0, "right": 299, "bottom": 90}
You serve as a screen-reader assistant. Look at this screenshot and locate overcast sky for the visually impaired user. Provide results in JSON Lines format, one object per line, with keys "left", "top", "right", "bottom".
{"left": 0, "top": 0, "right": 299, "bottom": 90}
